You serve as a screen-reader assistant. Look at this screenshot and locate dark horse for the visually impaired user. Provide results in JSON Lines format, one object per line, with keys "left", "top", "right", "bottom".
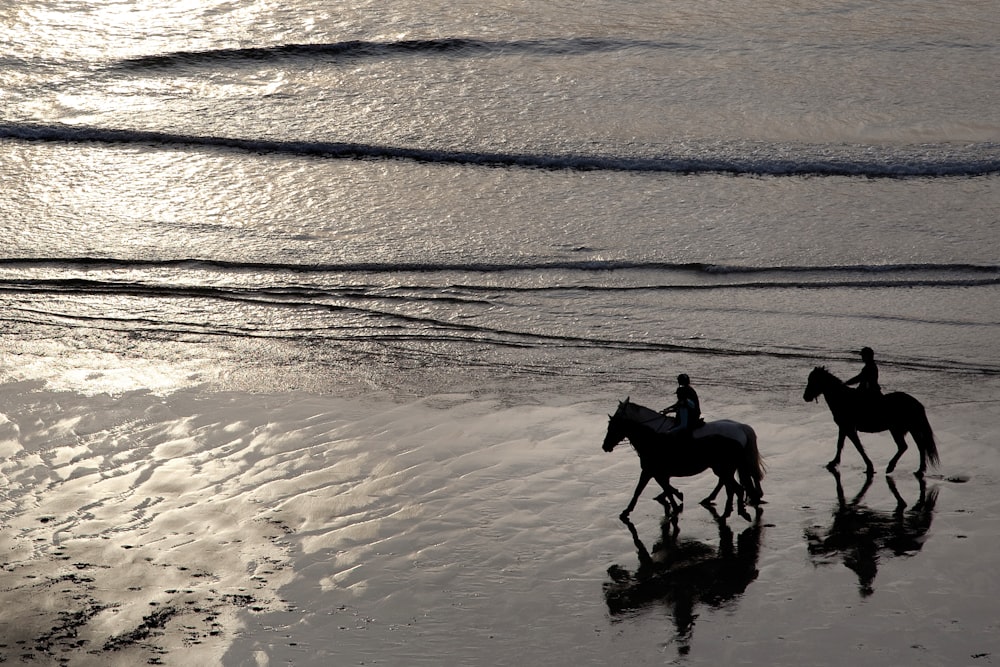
{"left": 602, "top": 399, "right": 765, "bottom": 521}
{"left": 803, "top": 367, "right": 939, "bottom": 476}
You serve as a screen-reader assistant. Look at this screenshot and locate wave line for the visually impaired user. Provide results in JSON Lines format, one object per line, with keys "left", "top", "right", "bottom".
{"left": 4, "top": 123, "right": 998, "bottom": 177}
{"left": 109, "top": 37, "right": 679, "bottom": 69}
{"left": 1, "top": 256, "right": 998, "bottom": 277}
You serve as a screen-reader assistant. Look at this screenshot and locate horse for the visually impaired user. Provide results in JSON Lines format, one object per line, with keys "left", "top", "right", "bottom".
{"left": 602, "top": 398, "right": 765, "bottom": 521}
{"left": 803, "top": 366, "right": 939, "bottom": 476}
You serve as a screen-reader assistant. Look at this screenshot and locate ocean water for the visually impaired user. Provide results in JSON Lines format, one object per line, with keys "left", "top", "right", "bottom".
{"left": 3, "top": 0, "right": 999, "bottom": 400}
{"left": 2, "top": 1, "right": 1000, "bottom": 664}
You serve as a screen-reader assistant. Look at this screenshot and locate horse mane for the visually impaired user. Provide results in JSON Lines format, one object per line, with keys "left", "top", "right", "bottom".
{"left": 624, "top": 400, "right": 661, "bottom": 421}
{"left": 618, "top": 399, "right": 674, "bottom": 435}
{"left": 812, "top": 366, "right": 843, "bottom": 384}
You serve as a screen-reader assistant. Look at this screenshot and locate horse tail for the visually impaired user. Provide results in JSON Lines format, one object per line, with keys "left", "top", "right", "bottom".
{"left": 738, "top": 425, "right": 765, "bottom": 503}
{"left": 913, "top": 403, "right": 939, "bottom": 468}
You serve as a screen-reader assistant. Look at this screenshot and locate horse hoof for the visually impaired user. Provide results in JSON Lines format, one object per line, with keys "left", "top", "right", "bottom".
{"left": 826, "top": 461, "right": 838, "bottom": 472}
{"left": 739, "top": 510, "right": 752, "bottom": 522}
{"left": 619, "top": 511, "right": 631, "bottom": 522}
{"left": 700, "top": 498, "right": 714, "bottom": 508}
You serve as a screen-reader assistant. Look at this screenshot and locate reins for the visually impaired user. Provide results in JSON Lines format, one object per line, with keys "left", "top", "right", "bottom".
{"left": 620, "top": 404, "right": 673, "bottom": 436}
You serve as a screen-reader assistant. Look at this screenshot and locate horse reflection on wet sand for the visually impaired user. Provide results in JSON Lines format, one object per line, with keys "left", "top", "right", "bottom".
{"left": 806, "top": 469, "right": 938, "bottom": 596}
{"left": 605, "top": 509, "right": 764, "bottom": 655}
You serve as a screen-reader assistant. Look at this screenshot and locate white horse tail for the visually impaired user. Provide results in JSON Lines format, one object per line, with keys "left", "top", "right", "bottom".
{"left": 738, "top": 424, "right": 765, "bottom": 504}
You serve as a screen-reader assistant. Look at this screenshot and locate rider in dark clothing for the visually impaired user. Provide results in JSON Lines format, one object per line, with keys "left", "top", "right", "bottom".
{"left": 662, "top": 373, "right": 703, "bottom": 439}
{"left": 845, "top": 347, "right": 882, "bottom": 422}
{"left": 845, "top": 347, "right": 882, "bottom": 395}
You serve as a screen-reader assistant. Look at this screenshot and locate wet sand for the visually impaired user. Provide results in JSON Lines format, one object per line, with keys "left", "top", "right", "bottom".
{"left": 1, "top": 378, "right": 999, "bottom": 665}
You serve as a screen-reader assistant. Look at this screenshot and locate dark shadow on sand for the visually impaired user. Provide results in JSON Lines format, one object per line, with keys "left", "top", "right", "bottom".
{"left": 805, "top": 470, "right": 938, "bottom": 596}
{"left": 604, "top": 508, "right": 764, "bottom": 655}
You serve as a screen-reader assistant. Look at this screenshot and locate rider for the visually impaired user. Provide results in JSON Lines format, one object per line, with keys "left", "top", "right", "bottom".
{"left": 661, "top": 373, "right": 703, "bottom": 440}
{"left": 845, "top": 347, "right": 882, "bottom": 396}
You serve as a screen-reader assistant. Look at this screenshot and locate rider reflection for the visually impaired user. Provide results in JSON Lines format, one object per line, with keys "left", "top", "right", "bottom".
{"left": 605, "top": 509, "right": 764, "bottom": 655}
{"left": 805, "top": 469, "right": 938, "bottom": 596}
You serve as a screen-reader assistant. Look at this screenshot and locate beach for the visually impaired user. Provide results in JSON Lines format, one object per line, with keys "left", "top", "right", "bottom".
{"left": 3, "top": 0, "right": 999, "bottom": 663}
{"left": 2, "top": 358, "right": 999, "bottom": 665}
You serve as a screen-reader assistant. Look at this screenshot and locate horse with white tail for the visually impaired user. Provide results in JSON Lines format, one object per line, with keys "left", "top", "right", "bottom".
{"left": 602, "top": 398, "right": 765, "bottom": 521}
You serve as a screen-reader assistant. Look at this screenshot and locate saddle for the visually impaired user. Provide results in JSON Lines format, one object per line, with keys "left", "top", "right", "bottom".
{"left": 854, "top": 390, "right": 886, "bottom": 429}
{"left": 648, "top": 416, "right": 707, "bottom": 438}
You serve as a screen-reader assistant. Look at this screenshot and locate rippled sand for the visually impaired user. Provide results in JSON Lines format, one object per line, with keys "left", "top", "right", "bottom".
{"left": 1, "top": 380, "right": 998, "bottom": 665}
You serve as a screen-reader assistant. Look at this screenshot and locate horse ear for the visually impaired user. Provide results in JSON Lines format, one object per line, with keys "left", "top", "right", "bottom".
{"left": 625, "top": 396, "right": 630, "bottom": 404}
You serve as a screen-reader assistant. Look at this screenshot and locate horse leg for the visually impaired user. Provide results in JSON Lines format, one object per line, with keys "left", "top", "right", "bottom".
{"left": 621, "top": 469, "right": 652, "bottom": 521}
{"left": 720, "top": 477, "right": 747, "bottom": 520}
{"left": 738, "top": 462, "right": 763, "bottom": 506}
{"left": 720, "top": 488, "right": 733, "bottom": 519}
{"left": 736, "top": 480, "right": 752, "bottom": 522}
{"left": 748, "top": 474, "right": 764, "bottom": 506}
{"left": 701, "top": 478, "right": 725, "bottom": 506}
{"left": 886, "top": 429, "right": 909, "bottom": 475}
{"left": 905, "top": 427, "right": 929, "bottom": 477}
{"left": 673, "top": 483, "right": 684, "bottom": 503}
{"left": 827, "top": 431, "right": 847, "bottom": 471}
{"left": 727, "top": 469, "right": 751, "bottom": 521}
{"left": 718, "top": 473, "right": 737, "bottom": 519}
{"left": 845, "top": 429, "right": 875, "bottom": 475}
{"left": 653, "top": 478, "right": 684, "bottom": 510}
{"left": 666, "top": 479, "right": 684, "bottom": 503}
{"left": 653, "top": 481, "right": 683, "bottom": 512}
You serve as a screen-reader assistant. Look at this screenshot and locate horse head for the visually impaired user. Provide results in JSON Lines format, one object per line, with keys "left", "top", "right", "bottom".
{"left": 602, "top": 398, "right": 630, "bottom": 452}
{"left": 803, "top": 366, "right": 830, "bottom": 402}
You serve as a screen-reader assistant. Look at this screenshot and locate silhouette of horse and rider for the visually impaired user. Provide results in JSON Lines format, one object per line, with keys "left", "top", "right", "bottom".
{"left": 602, "top": 394, "right": 764, "bottom": 522}
{"left": 803, "top": 348, "right": 938, "bottom": 477}
{"left": 601, "top": 372, "right": 763, "bottom": 523}
{"left": 600, "top": 349, "right": 941, "bottom": 642}
{"left": 602, "top": 349, "right": 938, "bottom": 522}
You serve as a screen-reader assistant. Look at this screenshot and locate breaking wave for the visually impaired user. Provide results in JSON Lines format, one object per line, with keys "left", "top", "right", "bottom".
{"left": 1, "top": 255, "right": 998, "bottom": 279}
{"left": 3, "top": 123, "right": 998, "bottom": 177}
{"left": 109, "top": 37, "right": 680, "bottom": 68}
